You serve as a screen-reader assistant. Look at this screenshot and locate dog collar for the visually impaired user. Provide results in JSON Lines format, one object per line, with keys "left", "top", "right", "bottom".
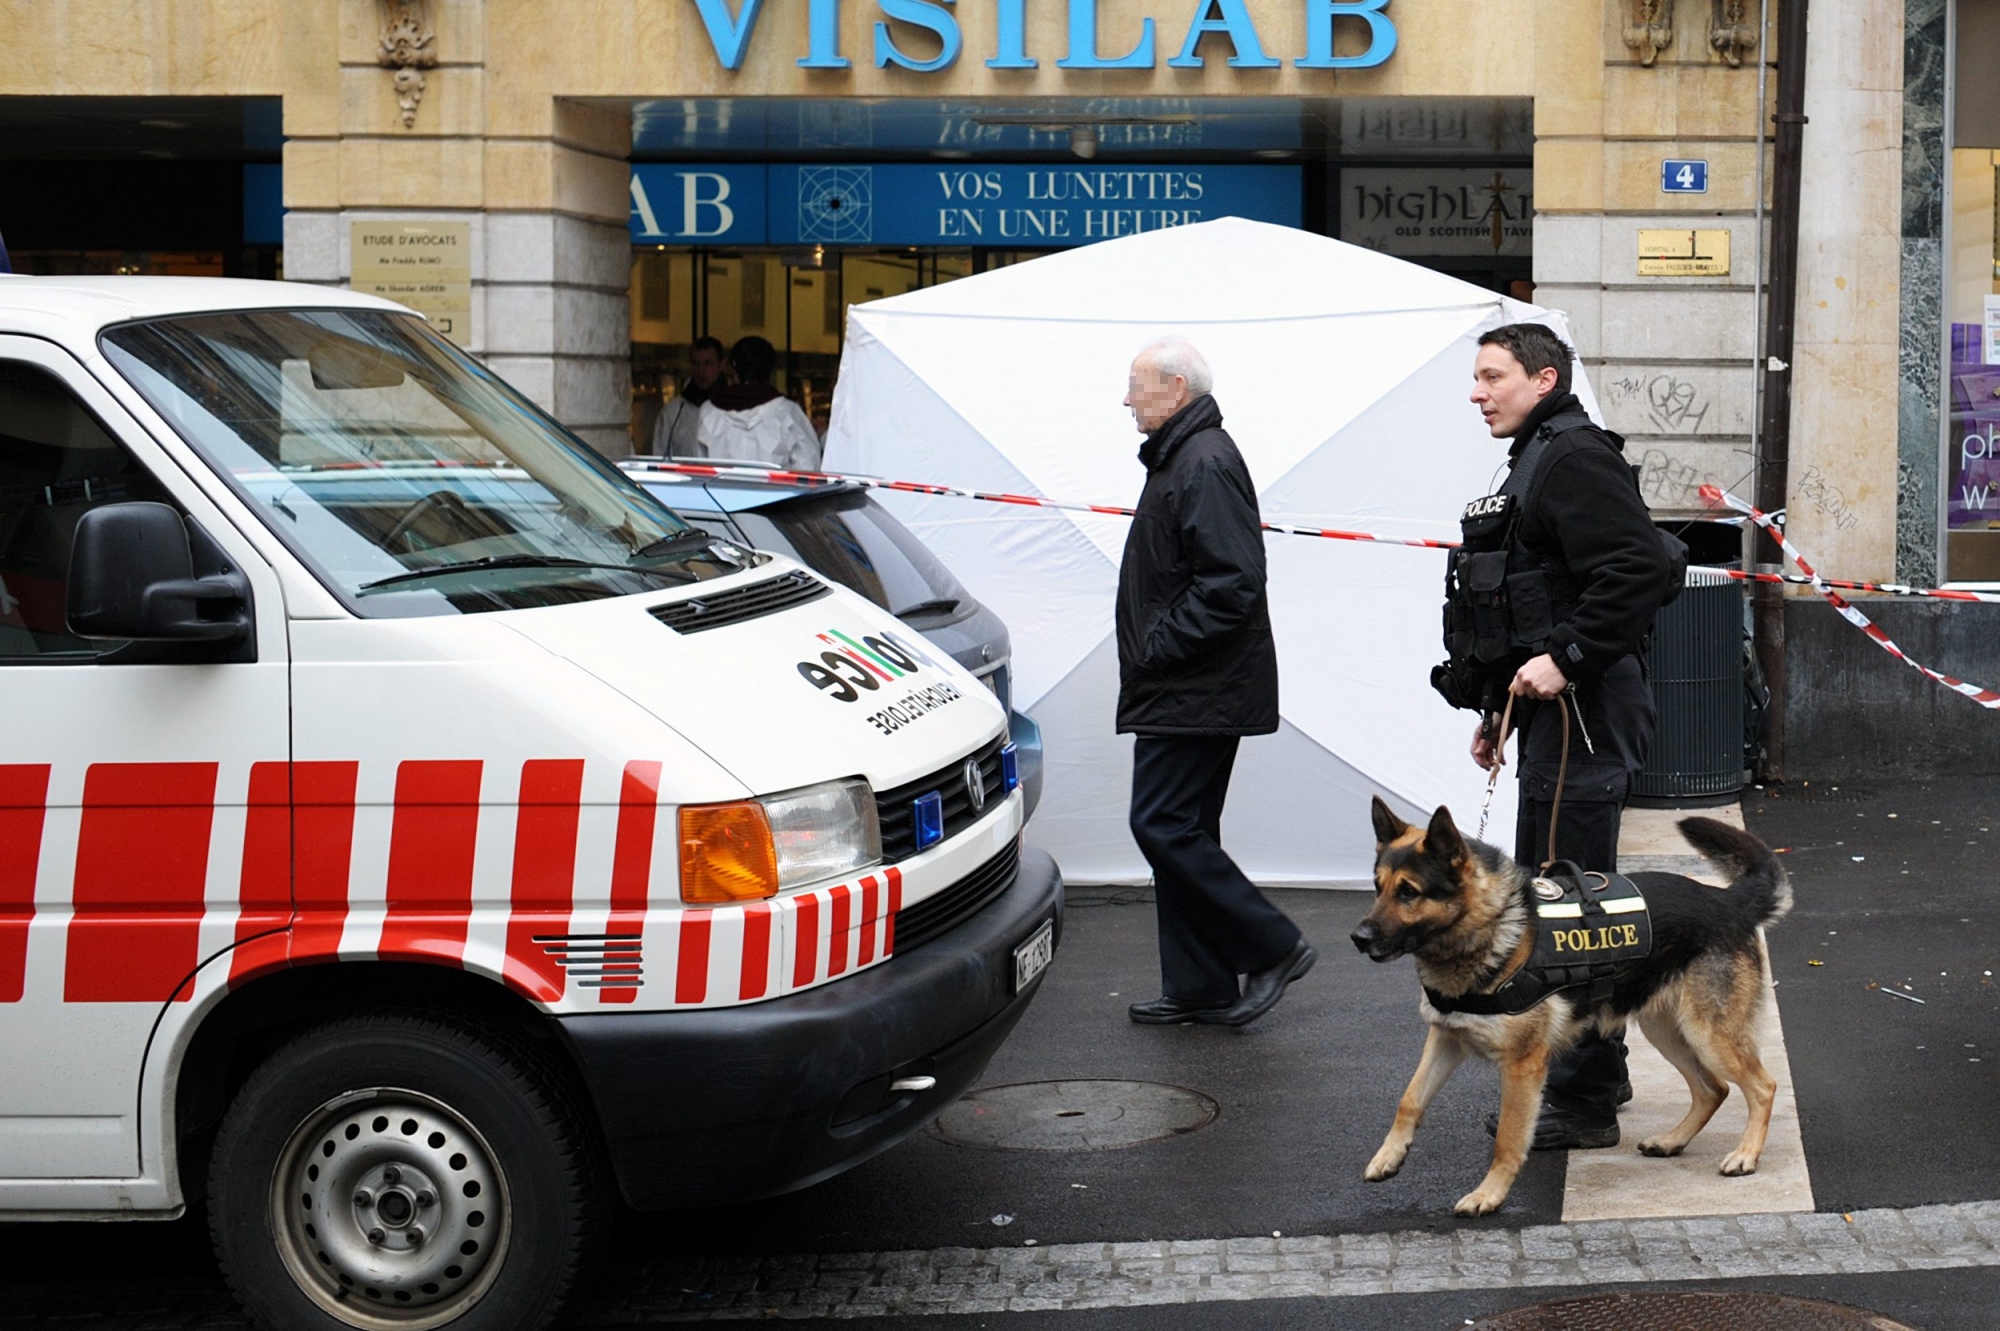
{"left": 1424, "top": 866, "right": 1654, "bottom": 1017}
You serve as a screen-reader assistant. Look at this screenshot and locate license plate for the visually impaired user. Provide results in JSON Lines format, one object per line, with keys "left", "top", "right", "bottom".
{"left": 1012, "top": 919, "right": 1055, "bottom": 993}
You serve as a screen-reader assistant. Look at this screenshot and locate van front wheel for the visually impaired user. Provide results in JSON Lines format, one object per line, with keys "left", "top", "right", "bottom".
{"left": 208, "top": 1013, "right": 604, "bottom": 1331}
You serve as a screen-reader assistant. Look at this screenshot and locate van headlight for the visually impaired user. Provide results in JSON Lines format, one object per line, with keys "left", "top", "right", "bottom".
{"left": 679, "top": 778, "right": 882, "bottom": 904}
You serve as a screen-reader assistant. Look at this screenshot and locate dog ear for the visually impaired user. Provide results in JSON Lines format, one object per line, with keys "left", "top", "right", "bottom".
{"left": 1425, "top": 805, "right": 1468, "bottom": 865}
{"left": 1370, "top": 795, "right": 1409, "bottom": 845}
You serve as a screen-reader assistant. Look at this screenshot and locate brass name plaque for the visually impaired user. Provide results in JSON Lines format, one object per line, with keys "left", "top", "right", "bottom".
{"left": 1637, "top": 228, "right": 1731, "bottom": 277}
{"left": 351, "top": 221, "right": 472, "bottom": 345}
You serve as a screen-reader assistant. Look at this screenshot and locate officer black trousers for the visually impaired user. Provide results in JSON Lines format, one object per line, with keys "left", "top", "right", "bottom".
{"left": 1511, "top": 656, "right": 1656, "bottom": 1122}
{"left": 1130, "top": 735, "right": 1303, "bottom": 1005}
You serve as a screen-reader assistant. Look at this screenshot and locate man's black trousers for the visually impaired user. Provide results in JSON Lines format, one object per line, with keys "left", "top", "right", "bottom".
{"left": 1130, "top": 734, "right": 1302, "bottom": 1004}
{"left": 1511, "top": 655, "right": 1656, "bottom": 1120}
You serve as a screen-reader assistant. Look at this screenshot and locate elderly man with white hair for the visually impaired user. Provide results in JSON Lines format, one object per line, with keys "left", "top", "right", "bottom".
{"left": 1116, "top": 336, "right": 1315, "bottom": 1028}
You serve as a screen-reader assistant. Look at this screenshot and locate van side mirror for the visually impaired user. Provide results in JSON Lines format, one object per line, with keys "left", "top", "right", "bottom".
{"left": 67, "top": 502, "right": 252, "bottom": 645}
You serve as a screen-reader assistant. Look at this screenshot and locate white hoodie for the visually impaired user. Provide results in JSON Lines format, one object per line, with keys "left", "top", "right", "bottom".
{"left": 696, "top": 395, "right": 823, "bottom": 472}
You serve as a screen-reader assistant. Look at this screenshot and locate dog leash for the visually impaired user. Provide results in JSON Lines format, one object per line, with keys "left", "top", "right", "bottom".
{"left": 1547, "top": 689, "right": 1572, "bottom": 871}
{"left": 1473, "top": 685, "right": 1574, "bottom": 872}
{"left": 1474, "top": 693, "right": 1516, "bottom": 843}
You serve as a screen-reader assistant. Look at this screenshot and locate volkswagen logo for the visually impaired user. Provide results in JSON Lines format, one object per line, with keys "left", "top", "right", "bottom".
{"left": 963, "top": 757, "right": 986, "bottom": 814}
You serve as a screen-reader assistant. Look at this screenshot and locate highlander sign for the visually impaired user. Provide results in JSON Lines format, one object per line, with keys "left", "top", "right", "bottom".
{"left": 630, "top": 163, "right": 1301, "bottom": 246}
{"left": 1340, "top": 167, "right": 1533, "bottom": 258}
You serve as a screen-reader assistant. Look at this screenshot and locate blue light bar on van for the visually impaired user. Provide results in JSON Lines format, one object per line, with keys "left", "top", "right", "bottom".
{"left": 912, "top": 790, "right": 944, "bottom": 851}
{"left": 1000, "top": 743, "right": 1019, "bottom": 794}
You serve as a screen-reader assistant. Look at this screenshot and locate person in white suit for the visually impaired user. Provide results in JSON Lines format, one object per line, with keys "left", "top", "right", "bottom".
{"left": 696, "top": 335, "right": 822, "bottom": 472}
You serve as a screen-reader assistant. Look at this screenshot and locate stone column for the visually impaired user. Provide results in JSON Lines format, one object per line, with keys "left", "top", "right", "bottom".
{"left": 280, "top": 1, "right": 633, "bottom": 458}
{"left": 1533, "top": 0, "right": 1772, "bottom": 522}
{"left": 1786, "top": 0, "right": 1905, "bottom": 577}
{"left": 483, "top": 99, "right": 634, "bottom": 459}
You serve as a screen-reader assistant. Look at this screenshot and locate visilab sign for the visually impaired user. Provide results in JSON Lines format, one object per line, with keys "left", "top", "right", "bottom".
{"left": 687, "top": 0, "right": 1397, "bottom": 71}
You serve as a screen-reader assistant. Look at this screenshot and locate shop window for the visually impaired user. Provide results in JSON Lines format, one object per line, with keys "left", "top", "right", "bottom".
{"left": 1946, "top": 0, "right": 2000, "bottom": 581}
{"left": 1945, "top": 148, "right": 2000, "bottom": 582}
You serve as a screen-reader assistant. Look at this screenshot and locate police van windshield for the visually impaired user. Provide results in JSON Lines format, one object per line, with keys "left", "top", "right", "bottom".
{"left": 101, "top": 309, "right": 747, "bottom": 617}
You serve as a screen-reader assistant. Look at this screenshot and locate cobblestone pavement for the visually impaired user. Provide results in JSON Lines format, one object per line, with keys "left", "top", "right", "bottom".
{"left": 578, "top": 1201, "right": 2000, "bottom": 1321}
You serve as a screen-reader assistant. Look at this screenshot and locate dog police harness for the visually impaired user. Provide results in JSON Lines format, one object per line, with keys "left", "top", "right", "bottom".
{"left": 1424, "top": 864, "right": 1654, "bottom": 1017}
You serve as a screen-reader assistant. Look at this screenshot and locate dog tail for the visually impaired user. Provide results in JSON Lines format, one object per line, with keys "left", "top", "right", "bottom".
{"left": 1677, "top": 816, "right": 1793, "bottom": 926}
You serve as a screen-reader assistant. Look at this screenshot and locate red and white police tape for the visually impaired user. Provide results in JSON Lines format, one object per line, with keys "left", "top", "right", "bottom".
{"left": 629, "top": 460, "right": 2000, "bottom": 709}
{"left": 1697, "top": 484, "right": 2000, "bottom": 709}
{"left": 625, "top": 459, "right": 1459, "bottom": 550}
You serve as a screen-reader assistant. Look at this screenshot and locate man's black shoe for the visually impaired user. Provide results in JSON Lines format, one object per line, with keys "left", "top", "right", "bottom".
{"left": 1128, "top": 996, "right": 1234, "bottom": 1024}
{"left": 1616, "top": 1079, "right": 1634, "bottom": 1108}
{"left": 1482, "top": 1106, "right": 1620, "bottom": 1150}
{"left": 1218, "top": 938, "right": 1316, "bottom": 1027}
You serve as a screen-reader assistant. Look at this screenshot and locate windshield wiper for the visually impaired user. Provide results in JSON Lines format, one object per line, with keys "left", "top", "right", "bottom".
{"left": 357, "top": 553, "right": 688, "bottom": 594}
{"left": 634, "top": 530, "right": 722, "bottom": 561}
{"left": 891, "top": 597, "right": 962, "bottom": 619}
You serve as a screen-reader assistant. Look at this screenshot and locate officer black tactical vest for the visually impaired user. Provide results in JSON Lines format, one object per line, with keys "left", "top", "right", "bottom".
{"left": 1430, "top": 411, "right": 1686, "bottom": 716}
{"left": 1424, "top": 865, "right": 1654, "bottom": 1017}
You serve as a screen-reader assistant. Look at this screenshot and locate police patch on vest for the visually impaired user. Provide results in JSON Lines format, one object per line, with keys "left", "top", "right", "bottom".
{"left": 1526, "top": 872, "right": 1653, "bottom": 970}
{"left": 1424, "top": 871, "right": 1655, "bottom": 1017}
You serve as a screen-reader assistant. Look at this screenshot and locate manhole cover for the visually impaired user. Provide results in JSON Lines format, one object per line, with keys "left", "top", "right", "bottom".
{"left": 1470, "top": 1291, "right": 1916, "bottom": 1330}
{"left": 928, "top": 1079, "right": 1218, "bottom": 1151}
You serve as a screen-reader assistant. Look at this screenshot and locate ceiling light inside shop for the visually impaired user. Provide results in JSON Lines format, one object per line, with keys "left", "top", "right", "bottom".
{"left": 1069, "top": 126, "right": 1098, "bottom": 159}
{"left": 140, "top": 119, "right": 187, "bottom": 130}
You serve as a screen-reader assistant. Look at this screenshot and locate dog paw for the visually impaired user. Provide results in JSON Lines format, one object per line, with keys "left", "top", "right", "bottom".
{"left": 1363, "top": 1145, "right": 1406, "bottom": 1182}
{"left": 1719, "top": 1150, "right": 1761, "bottom": 1177}
{"left": 1637, "top": 1136, "right": 1685, "bottom": 1158}
{"left": 1453, "top": 1187, "right": 1507, "bottom": 1217}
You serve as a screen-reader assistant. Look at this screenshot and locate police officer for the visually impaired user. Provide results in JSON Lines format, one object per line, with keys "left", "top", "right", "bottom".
{"left": 1438, "top": 323, "right": 1675, "bottom": 1149}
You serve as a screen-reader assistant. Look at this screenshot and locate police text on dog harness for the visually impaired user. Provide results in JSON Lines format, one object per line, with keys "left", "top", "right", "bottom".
{"left": 1424, "top": 864, "right": 1654, "bottom": 1017}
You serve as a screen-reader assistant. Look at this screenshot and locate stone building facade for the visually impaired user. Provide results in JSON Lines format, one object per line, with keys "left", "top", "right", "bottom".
{"left": 8, "top": 0, "right": 1983, "bottom": 775}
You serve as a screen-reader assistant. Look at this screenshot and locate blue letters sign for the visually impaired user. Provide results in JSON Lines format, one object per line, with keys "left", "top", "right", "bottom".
{"left": 683, "top": 0, "right": 1396, "bottom": 72}
{"left": 630, "top": 163, "right": 1301, "bottom": 246}
{"left": 1660, "top": 159, "right": 1708, "bottom": 193}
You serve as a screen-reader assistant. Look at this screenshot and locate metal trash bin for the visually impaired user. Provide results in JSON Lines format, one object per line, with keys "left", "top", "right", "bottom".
{"left": 1634, "top": 567, "right": 1745, "bottom": 801}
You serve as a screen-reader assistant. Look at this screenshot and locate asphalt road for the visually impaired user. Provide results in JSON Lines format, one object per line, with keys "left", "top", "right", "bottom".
{"left": 8, "top": 776, "right": 2000, "bottom": 1330}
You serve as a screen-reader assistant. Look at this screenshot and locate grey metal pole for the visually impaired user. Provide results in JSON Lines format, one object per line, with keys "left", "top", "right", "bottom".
{"left": 1753, "top": 0, "right": 1811, "bottom": 780}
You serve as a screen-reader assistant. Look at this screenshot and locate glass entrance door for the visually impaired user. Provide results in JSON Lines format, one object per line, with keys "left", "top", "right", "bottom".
{"left": 628, "top": 246, "right": 1047, "bottom": 453}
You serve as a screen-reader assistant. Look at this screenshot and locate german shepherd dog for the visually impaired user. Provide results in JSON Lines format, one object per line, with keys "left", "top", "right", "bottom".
{"left": 1351, "top": 797, "right": 1791, "bottom": 1217}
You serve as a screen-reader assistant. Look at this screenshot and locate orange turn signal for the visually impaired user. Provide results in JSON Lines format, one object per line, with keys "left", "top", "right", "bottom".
{"left": 679, "top": 801, "right": 780, "bottom": 904}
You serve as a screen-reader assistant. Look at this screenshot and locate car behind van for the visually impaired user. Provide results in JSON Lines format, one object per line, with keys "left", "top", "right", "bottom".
{"left": 0, "top": 277, "right": 1061, "bottom": 1331}
{"left": 622, "top": 464, "right": 1044, "bottom": 817}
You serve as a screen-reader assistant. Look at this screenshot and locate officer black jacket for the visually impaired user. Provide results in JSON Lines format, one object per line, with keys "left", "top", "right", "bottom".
{"left": 1114, "top": 394, "right": 1279, "bottom": 736}
{"left": 1507, "top": 393, "right": 1672, "bottom": 682}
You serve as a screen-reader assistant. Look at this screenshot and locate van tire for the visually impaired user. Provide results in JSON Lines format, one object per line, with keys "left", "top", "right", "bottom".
{"left": 207, "top": 1012, "right": 605, "bottom": 1331}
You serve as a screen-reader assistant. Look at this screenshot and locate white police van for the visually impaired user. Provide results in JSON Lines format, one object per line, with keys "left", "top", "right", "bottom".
{"left": 0, "top": 277, "right": 1062, "bottom": 1329}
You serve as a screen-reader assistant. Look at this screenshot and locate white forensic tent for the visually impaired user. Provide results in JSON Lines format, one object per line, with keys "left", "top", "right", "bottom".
{"left": 825, "top": 218, "right": 1599, "bottom": 886}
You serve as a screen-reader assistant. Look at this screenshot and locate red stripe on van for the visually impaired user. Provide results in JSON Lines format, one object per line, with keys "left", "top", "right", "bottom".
{"left": 599, "top": 761, "right": 661, "bottom": 1006}
{"left": 229, "top": 763, "right": 294, "bottom": 987}
{"left": 675, "top": 909, "right": 711, "bottom": 1003}
{"left": 856, "top": 875, "right": 880, "bottom": 967}
{"left": 884, "top": 866, "right": 903, "bottom": 956}
{"left": 827, "top": 884, "right": 853, "bottom": 977}
{"left": 792, "top": 892, "right": 820, "bottom": 988}
{"left": 739, "top": 902, "right": 772, "bottom": 1000}
{"left": 286, "top": 763, "right": 360, "bottom": 966}
{"left": 379, "top": 760, "right": 482, "bottom": 966}
{"left": 503, "top": 760, "right": 584, "bottom": 1003}
{"left": 65, "top": 762, "right": 218, "bottom": 1003}
{"left": 0, "top": 765, "right": 51, "bottom": 1004}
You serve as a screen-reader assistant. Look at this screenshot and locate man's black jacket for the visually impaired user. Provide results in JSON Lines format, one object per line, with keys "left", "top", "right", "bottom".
{"left": 1508, "top": 392, "right": 1672, "bottom": 681}
{"left": 1115, "top": 394, "right": 1279, "bottom": 736}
